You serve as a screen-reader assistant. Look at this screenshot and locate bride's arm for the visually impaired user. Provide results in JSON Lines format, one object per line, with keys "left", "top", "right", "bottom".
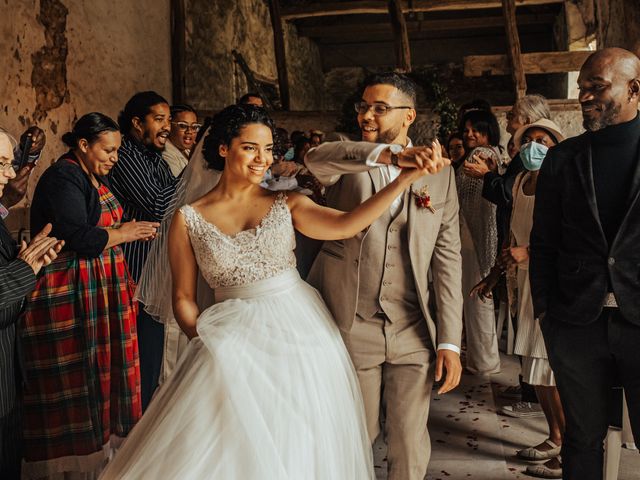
{"left": 168, "top": 211, "right": 200, "bottom": 339}
{"left": 288, "top": 161, "right": 449, "bottom": 241}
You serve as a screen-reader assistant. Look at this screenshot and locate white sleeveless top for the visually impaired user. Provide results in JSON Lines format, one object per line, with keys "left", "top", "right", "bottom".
{"left": 180, "top": 193, "right": 297, "bottom": 289}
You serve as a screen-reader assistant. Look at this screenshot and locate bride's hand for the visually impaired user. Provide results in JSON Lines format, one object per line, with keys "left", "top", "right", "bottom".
{"left": 398, "top": 140, "right": 450, "bottom": 185}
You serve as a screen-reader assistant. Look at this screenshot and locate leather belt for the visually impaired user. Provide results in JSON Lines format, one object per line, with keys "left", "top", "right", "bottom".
{"left": 603, "top": 292, "right": 618, "bottom": 308}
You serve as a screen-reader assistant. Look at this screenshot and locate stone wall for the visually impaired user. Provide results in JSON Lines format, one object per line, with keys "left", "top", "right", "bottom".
{"left": 183, "top": 0, "right": 323, "bottom": 111}
{"left": 2, "top": 0, "right": 172, "bottom": 231}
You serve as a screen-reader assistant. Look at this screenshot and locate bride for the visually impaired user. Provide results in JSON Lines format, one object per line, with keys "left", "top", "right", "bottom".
{"left": 100, "top": 105, "right": 445, "bottom": 479}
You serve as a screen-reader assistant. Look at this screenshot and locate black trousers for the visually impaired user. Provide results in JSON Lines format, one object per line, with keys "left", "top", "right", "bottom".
{"left": 0, "top": 404, "right": 21, "bottom": 480}
{"left": 542, "top": 309, "right": 640, "bottom": 480}
{"left": 137, "top": 306, "right": 165, "bottom": 412}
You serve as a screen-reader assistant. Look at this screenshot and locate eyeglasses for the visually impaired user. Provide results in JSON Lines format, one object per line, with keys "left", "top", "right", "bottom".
{"left": 0, "top": 161, "right": 15, "bottom": 172}
{"left": 171, "top": 121, "right": 202, "bottom": 132}
{"left": 354, "top": 102, "right": 412, "bottom": 116}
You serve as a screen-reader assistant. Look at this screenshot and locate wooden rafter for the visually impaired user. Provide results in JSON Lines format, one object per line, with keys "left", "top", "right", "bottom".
{"left": 502, "top": 0, "right": 527, "bottom": 98}
{"left": 281, "top": 0, "right": 563, "bottom": 21}
{"left": 267, "top": 0, "right": 290, "bottom": 110}
{"left": 388, "top": 0, "right": 411, "bottom": 72}
{"left": 464, "top": 50, "right": 592, "bottom": 76}
{"left": 297, "top": 14, "right": 555, "bottom": 39}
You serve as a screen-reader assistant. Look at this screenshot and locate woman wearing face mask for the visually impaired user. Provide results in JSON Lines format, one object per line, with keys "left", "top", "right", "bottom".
{"left": 473, "top": 118, "right": 566, "bottom": 478}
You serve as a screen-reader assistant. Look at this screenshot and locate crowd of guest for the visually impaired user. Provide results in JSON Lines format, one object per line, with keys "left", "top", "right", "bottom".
{"left": 1, "top": 46, "right": 640, "bottom": 480}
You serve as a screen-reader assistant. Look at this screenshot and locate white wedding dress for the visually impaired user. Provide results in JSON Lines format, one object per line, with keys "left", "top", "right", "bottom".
{"left": 100, "top": 193, "right": 374, "bottom": 479}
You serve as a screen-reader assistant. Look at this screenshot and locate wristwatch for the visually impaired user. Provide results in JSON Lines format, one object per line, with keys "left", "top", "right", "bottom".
{"left": 388, "top": 144, "right": 403, "bottom": 167}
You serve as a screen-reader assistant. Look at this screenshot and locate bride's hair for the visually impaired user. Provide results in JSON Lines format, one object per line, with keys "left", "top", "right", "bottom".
{"left": 202, "top": 104, "right": 275, "bottom": 170}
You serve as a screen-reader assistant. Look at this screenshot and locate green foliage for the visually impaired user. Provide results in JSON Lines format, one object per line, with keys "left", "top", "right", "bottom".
{"left": 411, "top": 68, "right": 459, "bottom": 142}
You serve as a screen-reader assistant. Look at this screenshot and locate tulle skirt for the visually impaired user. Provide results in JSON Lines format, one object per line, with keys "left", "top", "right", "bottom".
{"left": 100, "top": 269, "right": 374, "bottom": 479}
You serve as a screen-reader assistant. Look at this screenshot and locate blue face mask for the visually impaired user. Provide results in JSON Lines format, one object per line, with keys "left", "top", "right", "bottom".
{"left": 284, "top": 147, "right": 295, "bottom": 161}
{"left": 520, "top": 142, "right": 549, "bottom": 171}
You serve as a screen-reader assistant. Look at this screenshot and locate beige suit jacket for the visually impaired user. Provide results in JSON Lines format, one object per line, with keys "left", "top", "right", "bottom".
{"left": 305, "top": 140, "right": 463, "bottom": 349}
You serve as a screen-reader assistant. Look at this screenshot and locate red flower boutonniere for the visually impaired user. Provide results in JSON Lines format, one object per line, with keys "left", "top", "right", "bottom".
{"left": 412, "top": 185, "right": 436, "bottom": 213}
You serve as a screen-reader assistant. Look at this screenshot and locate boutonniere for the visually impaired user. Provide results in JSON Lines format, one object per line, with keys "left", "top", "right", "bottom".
{"left": 412, "top": 185, "right": 436, "bottom": 213}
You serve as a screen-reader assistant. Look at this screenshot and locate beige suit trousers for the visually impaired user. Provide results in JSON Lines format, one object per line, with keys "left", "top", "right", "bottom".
{"left": 341, "top": 310, "right": 435, "bottom": 480}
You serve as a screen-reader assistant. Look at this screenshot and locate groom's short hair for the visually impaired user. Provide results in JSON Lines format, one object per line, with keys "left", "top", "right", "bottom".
{"left": 362, "top": 72, "right": 418, "bottom": 107}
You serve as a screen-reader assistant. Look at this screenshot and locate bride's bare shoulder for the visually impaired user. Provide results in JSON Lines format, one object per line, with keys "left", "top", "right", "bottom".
{"left": 188, "top": 191, "right": 219, "bottom": 211}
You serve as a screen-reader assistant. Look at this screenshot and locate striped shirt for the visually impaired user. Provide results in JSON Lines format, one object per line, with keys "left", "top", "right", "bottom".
{"left": 0, "top": 218, "right": 37, "bottom": 416}
{"left": 108, "top": 136, "right": 179, "bottom": 282}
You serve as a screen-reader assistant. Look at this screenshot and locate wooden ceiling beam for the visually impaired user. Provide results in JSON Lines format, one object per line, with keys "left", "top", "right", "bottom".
{"left": 297, "top": 14, "right": 555, "bottom": 39}
{"left": 282, "top": 0, "right": 563, "bottom": 21}
{"left": 502, "top": 0, "right": 527, "bottom": 98}
{"left": 388, "top": 0, "right": 412, "bottom": 72}
{"left": 464, "top": 50, "right": 593, "bottom": 76}
{"left": 267, "top": 0, "right": 290, "bottom": 110}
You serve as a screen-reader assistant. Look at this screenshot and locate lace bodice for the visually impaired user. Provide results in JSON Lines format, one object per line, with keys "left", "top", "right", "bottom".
{"left": 180, "top": 193, "right": 297, "bottom": 289}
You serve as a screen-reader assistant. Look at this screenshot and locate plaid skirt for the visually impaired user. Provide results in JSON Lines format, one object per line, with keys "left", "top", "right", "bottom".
{"left": 21, "top": 246, "right": 141, "bottom": 476}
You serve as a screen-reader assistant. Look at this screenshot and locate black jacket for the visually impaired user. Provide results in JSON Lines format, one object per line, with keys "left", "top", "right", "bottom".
{"left": 482, "top": 153, "right": 525, "bottom": 244}
{"left": 30, "top": 153, "right": 109, "bottom": 258}
{"left": 0, "top": 219, "right": 36, "bottom": 416}
{"left": 530, "top": 132, "right": 640, "bottom": 325}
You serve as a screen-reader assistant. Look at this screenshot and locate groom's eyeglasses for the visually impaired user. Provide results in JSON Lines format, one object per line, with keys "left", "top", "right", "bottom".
{"left": 354, "top": 102, "right": 412, "bottom": 116}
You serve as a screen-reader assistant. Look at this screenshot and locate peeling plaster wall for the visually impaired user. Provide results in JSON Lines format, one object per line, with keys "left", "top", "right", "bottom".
{"left": 184, "top": 0, "right": 323, "bottom": 110}
{"left": 1, "top": 0, "right": 172, "bottom": 232}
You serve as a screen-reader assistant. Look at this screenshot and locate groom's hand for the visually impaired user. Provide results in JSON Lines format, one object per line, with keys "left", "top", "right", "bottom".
{"left": 435, "top": 349, "right": 462, "bottom": 394}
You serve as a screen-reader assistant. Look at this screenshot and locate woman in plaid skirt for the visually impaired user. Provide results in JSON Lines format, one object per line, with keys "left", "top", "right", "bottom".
{"left": 20, "top": 113, "right": 160, "bottom": 479}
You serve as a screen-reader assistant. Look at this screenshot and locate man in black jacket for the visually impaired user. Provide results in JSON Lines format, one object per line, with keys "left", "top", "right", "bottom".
{"left": 0, "top": 132, "right": 63, "bottom": 478}
{"left": 530, "top": 48, "right": 640, "bottom": 480}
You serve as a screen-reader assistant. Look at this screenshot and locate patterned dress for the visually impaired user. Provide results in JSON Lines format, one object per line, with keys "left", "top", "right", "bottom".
{"left": 21, "top": 183, "right": 141, "bottom": 478}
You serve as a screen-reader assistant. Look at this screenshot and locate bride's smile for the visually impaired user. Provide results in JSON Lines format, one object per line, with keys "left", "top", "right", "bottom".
{"left": 219, "top": 123, "right": 274, "bottom": 184}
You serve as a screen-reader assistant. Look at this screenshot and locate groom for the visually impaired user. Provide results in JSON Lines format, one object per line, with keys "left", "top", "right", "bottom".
{"left": 306, "top": 72, "right": 463, "bottom": 480}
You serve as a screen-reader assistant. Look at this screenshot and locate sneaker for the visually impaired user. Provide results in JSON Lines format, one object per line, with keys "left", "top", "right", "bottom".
{"left": 500, "top": 401, "right": 545, "bottom": 418}
{"left": 517, "top": 439, "right": 562, "bottom": 460}
{"left": 526, "top": 457, "right": 562, "bottom": 478}
{"left": 498, "top": 385, "right": 522, "bottom": 399}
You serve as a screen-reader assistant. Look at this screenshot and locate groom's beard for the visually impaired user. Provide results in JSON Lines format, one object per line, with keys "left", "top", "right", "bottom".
{"left": 361, "top": 124, "right": 402, "bottom": 144}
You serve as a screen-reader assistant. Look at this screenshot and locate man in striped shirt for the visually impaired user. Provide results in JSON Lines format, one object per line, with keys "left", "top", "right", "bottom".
{"left": 108, "top": 91, "right": 179, "bottom": 410}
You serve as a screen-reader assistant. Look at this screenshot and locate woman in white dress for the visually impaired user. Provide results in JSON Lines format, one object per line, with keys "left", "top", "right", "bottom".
{"left": 457, "top": 109, "right": 502, "bottom": 375}
{"left": 100, "top": 105, "right": 443, "bottom": 479}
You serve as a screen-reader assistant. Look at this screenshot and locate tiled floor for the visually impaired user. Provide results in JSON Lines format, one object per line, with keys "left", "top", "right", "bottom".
{"left": 373, "top": 353, "right": 640, "bottom": 479}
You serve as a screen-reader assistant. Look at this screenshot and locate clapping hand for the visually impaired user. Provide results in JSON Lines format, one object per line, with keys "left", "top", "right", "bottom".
{"left": 20, "top": 126, "right": 46, "bottom": 156}
{"left": 18, "top": 223, "right": 64, "bottom": 275}
{"left": 463, "top": 153, "right": 494, "bottom": 178}
{"left": 118, "top": 220, "right": 161, "bottom": 243}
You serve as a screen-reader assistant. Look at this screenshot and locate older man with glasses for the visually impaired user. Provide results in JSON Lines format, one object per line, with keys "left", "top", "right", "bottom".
{"left": 0, "top": 131, "right": 63, "bottom": 479}
{"left": 162, "top": 104, "right": 201, "bottom": 177}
